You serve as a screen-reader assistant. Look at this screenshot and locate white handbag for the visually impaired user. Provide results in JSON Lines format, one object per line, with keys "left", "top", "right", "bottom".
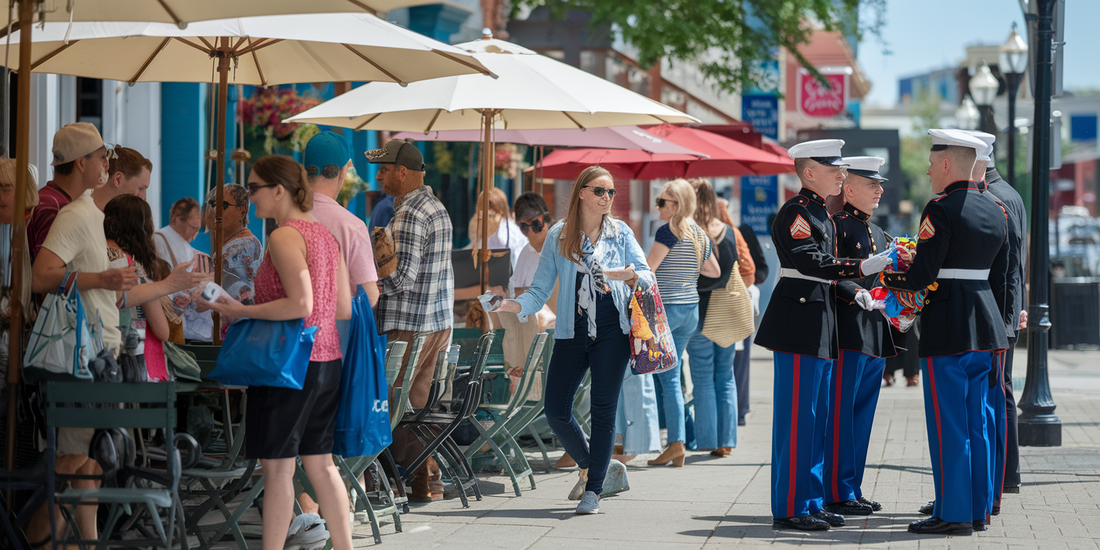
{"left": 23, "top": 271, "right": 103, "bottom": 379}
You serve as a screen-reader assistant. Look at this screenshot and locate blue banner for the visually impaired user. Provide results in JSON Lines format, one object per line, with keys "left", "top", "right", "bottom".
{"left": 741, "top": 175, "right": 778, "bottom": 235}
{"left": 741, "top": 95, "right": 779, "bottom": 140}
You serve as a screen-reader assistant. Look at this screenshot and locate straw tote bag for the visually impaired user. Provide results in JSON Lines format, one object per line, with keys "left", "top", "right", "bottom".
{"left": 698, "top": 226, "right": 755, "bottom": 348}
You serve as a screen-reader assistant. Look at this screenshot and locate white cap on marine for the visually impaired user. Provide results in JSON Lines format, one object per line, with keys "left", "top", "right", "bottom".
{"left": 928, "top": 128, "right": 987, "bottom": 152}
{"left": 962, "top": 130, "right": 996, "bottom": 162}
{"left": 841, "top": 156, "right": 887, "bottom": 182}
{"left": 788, "top": 139, "right": 848, "bottom": 167}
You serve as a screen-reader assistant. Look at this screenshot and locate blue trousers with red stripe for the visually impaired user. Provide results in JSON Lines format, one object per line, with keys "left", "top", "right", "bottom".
{"left": 923, "top": 352, "right": 995, "bottom": 523}
{"left": 771, "top": 352, "right": 832, "bottom": 518}
{"left": 991, "top": 350, "right": 1008, "bottom": 508}
{"left": 824, "top": 350, "right": 886, "bottom": 504}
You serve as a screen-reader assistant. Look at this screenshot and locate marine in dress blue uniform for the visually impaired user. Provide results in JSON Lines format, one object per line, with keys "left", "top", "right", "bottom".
{"left": 823, "top": 157, "right": 896, "bottom": 517}
{"left": 965, "top": 132, "right": 1027, "bottom": 511}
{"left": 755, "top": 140, "right": 892, "bottom": 531}
{"left": 883, "top": 129, "right": 1010, "bottom": 536}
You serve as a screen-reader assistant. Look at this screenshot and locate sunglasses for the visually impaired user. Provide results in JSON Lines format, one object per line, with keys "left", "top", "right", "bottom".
{"left": 655, "top": 198, "right": 678, "bottom": 208}
{"left": 207, "top": 200, "right": 241, "bottom": 210}
{"left": 584, "top": 185, "right": 616, "bottom": 199}
{"left": 518, "top": 215, "right": 548, "bottom": 234}
{"left": 247, "top": 183, "right": 278, "bottom": 196}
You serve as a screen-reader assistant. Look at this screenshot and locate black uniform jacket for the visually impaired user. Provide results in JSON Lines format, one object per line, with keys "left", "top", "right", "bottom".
{"left": 756, "top": 188, "right": 865, "bottom": 359}
{"left": 832, "top": 203, "right": 896, "bottom": 358}
{"left": 882, "top": 181, "right": 1010, "bottom": 357}
{"left": 983, "top": 168, "right": 1027, "bottom": 339}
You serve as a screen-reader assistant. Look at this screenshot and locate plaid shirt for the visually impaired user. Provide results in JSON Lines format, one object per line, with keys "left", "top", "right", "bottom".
{"left": 378, "top": 185, "right": 454, "bottom": 333}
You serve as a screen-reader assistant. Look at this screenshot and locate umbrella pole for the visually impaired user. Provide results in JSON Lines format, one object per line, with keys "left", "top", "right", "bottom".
{"left": 211, "top": 39, "right": 230, "bottom": 345}
{"left": 478, "top": 111, "right": 492, "bottom": 293}
{"left": 6, "top": 0, "right": 32, "bottom": 473}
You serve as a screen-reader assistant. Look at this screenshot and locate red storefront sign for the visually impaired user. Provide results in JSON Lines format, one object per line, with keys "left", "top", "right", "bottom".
{"left": 798, "top": 71, "right": 848, "bottom": 118}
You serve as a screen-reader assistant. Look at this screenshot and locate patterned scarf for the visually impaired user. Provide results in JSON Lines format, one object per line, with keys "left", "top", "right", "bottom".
{"left": 576, "top": 229, "right": 611, "bottom": 340}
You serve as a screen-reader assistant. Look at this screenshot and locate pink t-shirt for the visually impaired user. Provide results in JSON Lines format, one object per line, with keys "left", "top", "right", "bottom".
{"left": 312, "top": 193, "right": 377, "bottom": 292}
{"left": 254, "top": 219, "right": 341, "bottom": 362}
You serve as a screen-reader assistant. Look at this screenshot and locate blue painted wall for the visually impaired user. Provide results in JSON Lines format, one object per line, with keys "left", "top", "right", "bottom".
{"left": 160, "top": 82, "right": 209, "bottom": 253}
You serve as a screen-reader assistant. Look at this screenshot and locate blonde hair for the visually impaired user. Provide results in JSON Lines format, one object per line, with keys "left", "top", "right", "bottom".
{"left": 0, "top": 158, "right": 40, "bottom": 211}
{"left": 559, "top": 166, "right": 614, "bottom": 265}
{"left": 661, "top": 178, "right": 697, "bottom": 239}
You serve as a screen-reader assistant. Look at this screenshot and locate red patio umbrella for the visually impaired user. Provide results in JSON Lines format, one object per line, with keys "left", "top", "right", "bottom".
{"left": 536, "top": 125, "right": 794, "bottom": 180}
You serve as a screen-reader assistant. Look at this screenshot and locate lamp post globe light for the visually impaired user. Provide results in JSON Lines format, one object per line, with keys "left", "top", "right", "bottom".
{"left": 999, "top": 23, "right": 1029, "bottom": 190}
{"left": 969, "top": 61, "right": 1000, "bottom": 135}
{"left": 956, "top": 96, "right": 980, "bottom": 131}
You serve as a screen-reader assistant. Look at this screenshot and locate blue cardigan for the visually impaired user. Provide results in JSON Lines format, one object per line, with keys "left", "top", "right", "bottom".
{"left": 514, "top": 218, "right": 654, "bottom": 340}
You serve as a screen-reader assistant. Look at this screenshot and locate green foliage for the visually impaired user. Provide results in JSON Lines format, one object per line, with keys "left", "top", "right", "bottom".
{"left": 514, "top": 0, "right": 885, "bottom": 93}
{"left": 898, "top": 91, "right": 941, "bottom": 233}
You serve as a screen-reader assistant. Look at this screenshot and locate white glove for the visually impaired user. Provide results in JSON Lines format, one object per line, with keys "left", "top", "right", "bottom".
{"left": 478, "top": 291, "right": 502, "bottom": 313}
{"left": 859, "top": 251, "right": 892, "bottom": 276}
{"left": 854, "top": 289, "right": 879, "bottom": 311}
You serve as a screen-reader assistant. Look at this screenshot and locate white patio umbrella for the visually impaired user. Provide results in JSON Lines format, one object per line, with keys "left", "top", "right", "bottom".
{"left": 287, "top": 34, "right": 697, "bottom": 291}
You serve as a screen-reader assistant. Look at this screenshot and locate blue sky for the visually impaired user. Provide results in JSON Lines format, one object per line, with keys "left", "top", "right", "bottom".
{"left": 858, "top": 0, "right": 1100, "bottom": 106}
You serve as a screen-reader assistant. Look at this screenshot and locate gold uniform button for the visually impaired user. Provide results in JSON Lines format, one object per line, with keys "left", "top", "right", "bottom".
{"left": 799, "top": 298, "right": 806, "bottom": 303}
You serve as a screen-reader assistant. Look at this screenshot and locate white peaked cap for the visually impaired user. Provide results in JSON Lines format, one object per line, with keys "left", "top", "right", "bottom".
{"left": 787, "top": 139, "right": 847, "bottom": 166}
{"left": 842, "top": 156, "right": 887, "bottom": 182}
{"left": 963, "top": 130, "right": 996, "bottom": 162}
{"left": 928, "top": 128, "right": 987, "bottom": 152}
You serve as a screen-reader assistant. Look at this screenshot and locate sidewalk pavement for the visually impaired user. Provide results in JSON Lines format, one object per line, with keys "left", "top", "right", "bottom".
{"left": 221, "top": 345, "right": 1100, "bottom": 549}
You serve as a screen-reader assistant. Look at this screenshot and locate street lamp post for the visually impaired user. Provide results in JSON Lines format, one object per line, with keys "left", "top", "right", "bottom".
{"left": 1019, "top": 0, "right": 1062, "bottom": 447}
{"left": 969, "top": 61, "right": 1000, "bottom": 137}
{"left": 999, "top": 24, "right": 1029, "bottom": 189}
{"left": 955, "top": 96, "right": 980, "bottom": 131}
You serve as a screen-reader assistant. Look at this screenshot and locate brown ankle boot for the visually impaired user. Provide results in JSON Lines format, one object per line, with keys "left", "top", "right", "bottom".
{"left": 555, "top": 452, "right": 577, "bottom": 469}
{"left": 612, "top": 445, "right": 635, "bottom": 463}
{"left": 709, "top": 446, "right": 732, "bottom": 457}
{"left": 647, "top": 441, "right": 686, "bottom": 467}
{"left": 409, "top": 461, "right": 441, "bottom": 503}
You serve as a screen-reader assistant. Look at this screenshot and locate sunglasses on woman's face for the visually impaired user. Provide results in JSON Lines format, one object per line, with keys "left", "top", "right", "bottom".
{"left": 584, "top": 185, "right": 616, "bottom": 199}
{"left": 656, "top": 197, "right": 678, "bottom": 208}
{"left": 518, "top": 215, "right": 547, "bottom": 234}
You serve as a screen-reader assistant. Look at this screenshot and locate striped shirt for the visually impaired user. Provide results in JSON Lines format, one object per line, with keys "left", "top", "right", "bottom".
{"left": 653, "top": 223, "right": 711, "bottom": 304}
{"left": 378, "top": 185, "right": 455, "bottom": 333}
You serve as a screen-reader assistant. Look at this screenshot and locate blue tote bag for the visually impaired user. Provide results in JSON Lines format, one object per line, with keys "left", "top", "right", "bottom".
{"left": 210, "top": 319, "right": 318, "bottom": 389}
{"left": 333, "top": 288, "right": 391, "bottom": 458}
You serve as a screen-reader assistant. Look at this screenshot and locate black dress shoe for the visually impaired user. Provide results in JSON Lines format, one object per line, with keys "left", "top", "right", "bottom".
{"left": 813, "top": 509, "right": 846, "bottom": 527}
{"left": 918, "top": 501, "right": 934, "bottom": 515}
{"left": 858, "top": 496, "right": 882, "bottom": 512}
{"left": 1003, "top": 485, "right": 1020, "bottom": 494}
{"left": 825, "top": 499, "right": 872, "bottom": 516}
{"left": 991, "top": 504, "right": 1000, "bottom": 516}
{"left": 972, "top": 520, "right": 987, "bottom": 532}
{"left": 908, "top": 517, "right": 974, "bottom": 536}
{"left": 773, "top": 515, "right": 830, "bottom": 531}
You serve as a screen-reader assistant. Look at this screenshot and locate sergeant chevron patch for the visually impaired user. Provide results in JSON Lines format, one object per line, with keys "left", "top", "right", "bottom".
{"left": 918, "top": 217, "right": 935, "bottom": 240}
{"left": 790, "top": 215, "right": 812, "bottom": 239}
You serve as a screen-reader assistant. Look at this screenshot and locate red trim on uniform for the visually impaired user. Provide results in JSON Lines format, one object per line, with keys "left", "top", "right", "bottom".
{"left": 788, "top": 355, "right": 801, "bottom": 518}
{"left": 831, "top": 352, "right": 844, "bottom": 502}
{"left": 927, "top": 358, "right": 945, "bottom": 503}
{"left": 997, "top": 351, "right": 1008, "bottom": 503}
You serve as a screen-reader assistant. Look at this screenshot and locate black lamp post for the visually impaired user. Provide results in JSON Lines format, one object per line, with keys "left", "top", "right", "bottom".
{"left": 1018, "top": 0, "right": 1062, "bottom": 447}
{"left": 999, "top": 24, "right": 1028, "bottom": 189}
{"left": 969, "top": 61, "right": 999, "bottom": 137}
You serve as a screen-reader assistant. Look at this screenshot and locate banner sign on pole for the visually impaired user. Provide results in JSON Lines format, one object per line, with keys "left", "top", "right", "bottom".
{"left": 741, "top": 175, "right": 778, "bottom": 235}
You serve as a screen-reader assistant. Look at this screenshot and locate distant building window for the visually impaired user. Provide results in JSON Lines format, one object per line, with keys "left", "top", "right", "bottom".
{"left": 1070, "top": 114, "right": 1098, "bottom": 142}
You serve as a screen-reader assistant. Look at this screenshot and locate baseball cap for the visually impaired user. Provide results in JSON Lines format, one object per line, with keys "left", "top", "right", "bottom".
{"left": 365, "top": 139, "right": 425, "bottom": 172}
{"left": 51, "top": 122, "right": 104, "bottom": 166}
{"left": 304, "top": 131, "right": 351, "bottom": 173}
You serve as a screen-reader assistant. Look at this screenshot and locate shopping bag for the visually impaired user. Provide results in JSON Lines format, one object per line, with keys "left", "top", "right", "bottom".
{"left": 628, "top": 283, "right": 678, "bottom": 376}
{"left": 24, "top": 271, "right": 101, "bottom": 380}
{"left": 209, "top": 318, "right": 317, "bottom": 389}
{"left": 333, "top": 288, "right": 392, "bottom": 458}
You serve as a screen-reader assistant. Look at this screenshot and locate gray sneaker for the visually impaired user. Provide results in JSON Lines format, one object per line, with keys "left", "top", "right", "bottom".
{"left": 575, "top": 491, "right": 599, "bottom": 514}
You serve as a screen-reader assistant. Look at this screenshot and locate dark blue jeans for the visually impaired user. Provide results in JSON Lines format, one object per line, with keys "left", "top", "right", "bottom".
{"left": 544, "top": 275, "right": 629, "bottom": 494}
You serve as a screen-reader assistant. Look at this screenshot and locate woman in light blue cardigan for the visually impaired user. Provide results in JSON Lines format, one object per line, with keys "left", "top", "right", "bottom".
{"left": 495, "top": 166, "right": 653, "bottom": 515}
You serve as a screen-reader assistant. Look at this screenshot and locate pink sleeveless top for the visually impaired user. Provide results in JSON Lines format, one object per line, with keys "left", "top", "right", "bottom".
{"left": 254, "top": 218, "right": 341, "bottom": 362}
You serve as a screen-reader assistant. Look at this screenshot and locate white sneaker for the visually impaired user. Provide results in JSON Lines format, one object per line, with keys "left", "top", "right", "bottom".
{"left": 575, "top": 491, "right": 599, "bottom": 514}
{"left": 285, "top": 513, "right": 329, "bottom": 550}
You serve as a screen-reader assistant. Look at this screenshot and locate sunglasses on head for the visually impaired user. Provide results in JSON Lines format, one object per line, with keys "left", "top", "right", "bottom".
{"left": 518, "top": 215, "right": 548, "bottom": 234}
{"left": 584, "top": 185, "right": 616, "bottom": 199}
{"left": 655, "top": 197, "right": 678, "bottom": 208}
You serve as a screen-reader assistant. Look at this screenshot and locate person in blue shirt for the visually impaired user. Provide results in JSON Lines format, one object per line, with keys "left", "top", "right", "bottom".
{"left": 368, "top": 193, "right": 395, "bottom": 233}
{"left": 491, "top": 166, "right": 653, "bottom": 515}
